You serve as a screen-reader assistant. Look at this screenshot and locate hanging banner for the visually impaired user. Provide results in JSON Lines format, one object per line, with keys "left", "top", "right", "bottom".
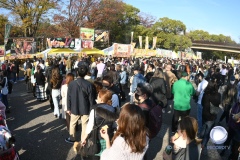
{"left": 152, "top": 36, "right": 157, "bottom": 49}
{"left": 113, "top": 43, "right": 131, "bottom": 57}
{"left": 139, "top": 36, "right": 142, "bottom": 49}
{"left": 131, "top": 32, "right": 134, "bottom": 43}
{"left": 145, "top": 36, "right": 149, "bottom": 50}
{"left": 0, "top": 46, "right": 4, "bottom": 56}
{"left": 80, "top": 27, "right": 95, "bottom": 41}
{"left": 5, "top": 24, "right": 12, "bottom": 39}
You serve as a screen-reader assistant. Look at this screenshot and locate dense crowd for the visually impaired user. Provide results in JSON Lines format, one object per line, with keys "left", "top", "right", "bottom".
{"left": 1, "top": 56, "right": 240, "bottom": 160}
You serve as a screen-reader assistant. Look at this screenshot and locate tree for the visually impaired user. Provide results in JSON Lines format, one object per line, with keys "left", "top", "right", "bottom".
{"left": 187, "top": 30, "right": 211, "bottom": 41}
{"left": 0, "top": 0, "right": 59, "bottom": 37}
{"left": 138, "top": 12, "right": 156, "bottom": 28}
{"left": 153, "top": 17, "right": 186, "bottom": 35}
{"left": 0, "top": 14, "right": 8, "bottom": 44}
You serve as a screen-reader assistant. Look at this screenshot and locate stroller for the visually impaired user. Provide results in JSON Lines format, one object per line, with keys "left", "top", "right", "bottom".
{"left": 0, "top": 101, "right": 20, "bottom": 160}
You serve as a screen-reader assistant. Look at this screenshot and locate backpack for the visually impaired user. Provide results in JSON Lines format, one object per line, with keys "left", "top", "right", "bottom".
{"left": 7, "top": 81, "right": 13, "bottom": 94}
{"left": 139, "top": 103, "right": 162, "bottom": 139}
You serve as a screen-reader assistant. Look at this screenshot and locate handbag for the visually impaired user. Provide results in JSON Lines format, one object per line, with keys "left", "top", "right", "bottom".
{"left": 79, "top": 110, "right": 104, "bottom": 157}
{"left": 209, "top": 102, "right": 219, "bottom": 115}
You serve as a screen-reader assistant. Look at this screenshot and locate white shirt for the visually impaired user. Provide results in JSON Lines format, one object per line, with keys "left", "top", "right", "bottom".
{"left": 220, "top": 68, "right": 227, "bottom": 76}
{"left": 197, "top": 79, "right": 208, "bottom": 104}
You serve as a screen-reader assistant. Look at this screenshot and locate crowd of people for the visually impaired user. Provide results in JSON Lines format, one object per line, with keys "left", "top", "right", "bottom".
{"left": 1, "top": 55, "right": 240, "bottom": 160}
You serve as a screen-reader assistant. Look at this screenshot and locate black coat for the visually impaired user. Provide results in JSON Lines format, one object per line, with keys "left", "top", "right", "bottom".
{"left": 149, "top": 77, "right": 167, "bottom": 107}
{"left": 202, "top": 92, "right": 221, "bottom": 122}
{"left": 67, "top": 78, "right": 96, "bottom": 115}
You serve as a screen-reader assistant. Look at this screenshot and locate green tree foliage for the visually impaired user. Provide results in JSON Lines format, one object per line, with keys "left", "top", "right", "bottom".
{"left": 0, "top": 14, "right": 8, "bottom": 44}
{"left": 150, "top": 17, "right": 191, "bottom": 50}
{"left": 187, "top": 30, "right": 211, "bottom": 41}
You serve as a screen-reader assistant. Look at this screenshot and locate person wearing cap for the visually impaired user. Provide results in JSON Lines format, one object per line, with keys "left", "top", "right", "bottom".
{"left": 171, "top": 71, "right": 195, "bottom": 134}
{"left": 219, "top": 75, "right": 238, "bottom": 124}
{"left": 130, "top": 65, "right": 146, "bottom": 103}
{"left": 65, "top": 65, "right": 96, "bottom": 144}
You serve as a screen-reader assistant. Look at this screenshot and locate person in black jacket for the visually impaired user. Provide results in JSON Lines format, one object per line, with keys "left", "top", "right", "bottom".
{"left": 45, "top": 60, "right": 54, "bottom": 110}
{"left": 65, "top": 65, "right": 96, "bottom": 144}
{"left": 149, "top": 68, "right": 167, "bottom": 109}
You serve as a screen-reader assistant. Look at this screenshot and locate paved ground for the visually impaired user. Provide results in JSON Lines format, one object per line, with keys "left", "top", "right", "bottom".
{"left": 6, "top": 80, "right": 231, "bottom": 160}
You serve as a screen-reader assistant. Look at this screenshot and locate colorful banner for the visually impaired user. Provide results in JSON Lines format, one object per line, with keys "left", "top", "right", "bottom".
{"left": 145, "top": 36, "right": 149, "bottom": 50}
{"left": 94, "top": 30, "right": 109, "bottom": 42}
{"left": 113, "top": 43, "right": 131, "bottom": 57}
{"left": 0, "top": 46, "right": 4, "bottom": 56}
{"left": 139, "top": 36, "right": 142, "bottom": 49}
{"left": 11, "top": 38, "right": 36, "bottom": 55}
{"left": 47, "top": 38, "right": 74, "bottom": 48}
{"left": 80, "top": 27, "right": 94, "bottom": 41}
{"left": 81, "top": 40, "right": 94, "bottom": 49}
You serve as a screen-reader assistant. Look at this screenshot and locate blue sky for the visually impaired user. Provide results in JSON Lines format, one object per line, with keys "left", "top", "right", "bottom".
{"left": 123, "top": 0, "right": 240, "bottom": 43}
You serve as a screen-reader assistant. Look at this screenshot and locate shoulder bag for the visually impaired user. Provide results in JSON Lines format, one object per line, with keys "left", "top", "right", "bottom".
{"left": 79, "top": 110, "right": 104, "bottom": 156}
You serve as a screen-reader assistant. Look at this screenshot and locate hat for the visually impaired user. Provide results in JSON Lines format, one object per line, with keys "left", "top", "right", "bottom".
{"left": 181, "top": 71, "right": 188, "bottom": 77}
{"left": 230, "top": 75, "right": 235, "bottom": 81}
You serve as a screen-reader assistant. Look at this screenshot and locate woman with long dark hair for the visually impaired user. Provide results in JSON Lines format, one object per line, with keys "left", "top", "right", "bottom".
{"left": 50, "top": 67, "right": 63, "bottom": 118}
{"left": 100, "top": 103, "right": 149, "bottom": 160}
{"left": 34, "top": 66, "right": 47, "bottom": 101}
{"left": 149, "top": 68, "right": 167, "bottom": 109}
{"left": 201, "top": 80, "right": 221, "bottom": 148}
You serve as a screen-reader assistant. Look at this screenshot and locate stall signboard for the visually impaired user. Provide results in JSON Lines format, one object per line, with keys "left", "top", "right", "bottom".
{"left": 10, "top": 38, "right": 36, "bottom": 55}
{"left": 113, "top": 43, "right": 131, "bottom": 57}
{"left": 80, "top": 28, "right": 95, "bottom": 41}
{"left": 134, "top": 49, "right": 156, "bottom": 57}
{"left": 46, "top": 38, "right": 75, "bottom": 48}
{"left": 81, "top": 40, "right": 94, "bottom": 49}
{"left": 0, "top": 46, "right": 4, "bottom": 56}
{"left": 94, "top": 30, "right": 109, "bottom": 42}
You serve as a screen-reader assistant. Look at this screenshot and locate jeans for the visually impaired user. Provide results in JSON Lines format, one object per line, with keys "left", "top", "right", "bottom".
{"left": 2, "top": 94, "right": 9, "bottom": 110}
{"left": 202, "top": 121, "right": 215, "bottom": 147}
{"left": 52, "top": 89, "right": 60, "bottom": 117}
{"left": 197, "top": 103, "right": 203, "bottom": 133}
{"left": 12, "top": 72, "right": 16, "bottom": 82}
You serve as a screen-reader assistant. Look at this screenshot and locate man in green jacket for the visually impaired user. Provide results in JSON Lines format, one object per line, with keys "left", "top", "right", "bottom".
{"left": 171, "top": 71, "right": 195, "bottom": 134}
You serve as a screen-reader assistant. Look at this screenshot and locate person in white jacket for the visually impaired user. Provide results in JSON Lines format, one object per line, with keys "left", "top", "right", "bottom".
{"left": 61, "top": 73, "right": 74, "bottom": 131}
